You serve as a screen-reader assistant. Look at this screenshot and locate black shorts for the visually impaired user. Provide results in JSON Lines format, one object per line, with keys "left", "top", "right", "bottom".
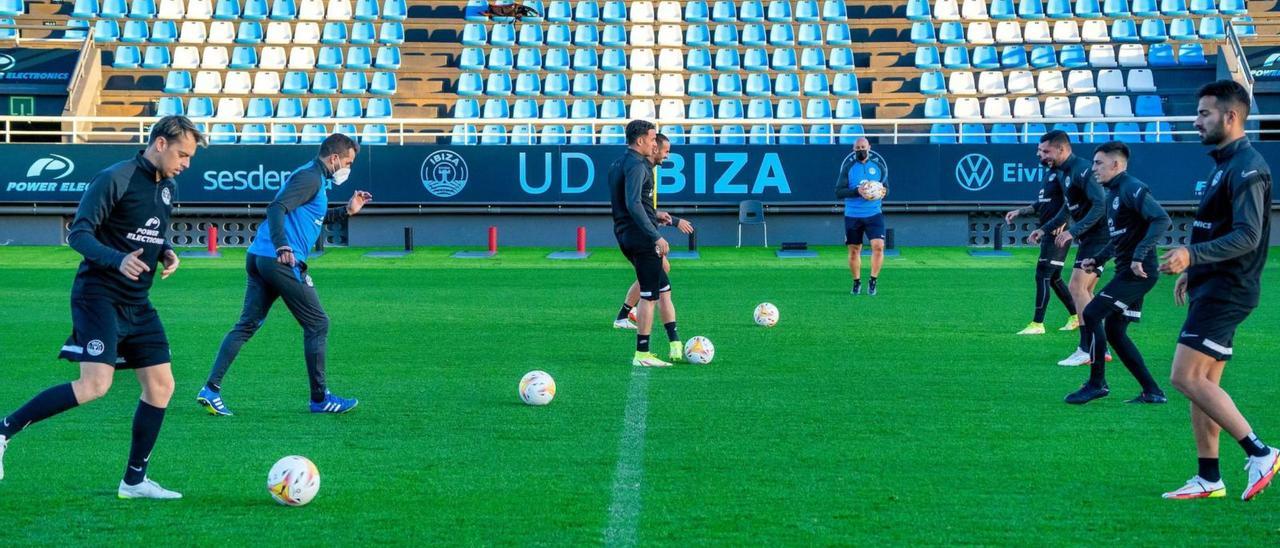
{"left": 1178, "top": 298, "right": 1254, "bottom": 361}
{"left": 1037, "top": 237, "right": 1069, "bottom": 268}
{"left": 844, "top": 214, "right": 886, "bottom": 245}
{"left": 59, "top": 298, "right": 170, "bottom": 369}
{"left": 619, "top": 238, "right": 670, "bottom": 301}
{"left": 1072, "top": 236, "right": 1108, "bottom": 273}
{"left": 1091, "top": 272, "right": 1158, "bottom": 323}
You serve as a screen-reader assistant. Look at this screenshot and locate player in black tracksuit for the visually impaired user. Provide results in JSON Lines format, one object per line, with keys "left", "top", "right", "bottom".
{"left": 1006, "top": 131, "right": 1074, "bottom": 333}
{"left": 0, "top": 116, "right": 204, "bottom": 499}
{"left": 609, "top": 120, "right": 675, "bottom": 367}
{"left": 1039, "top": 146, "right": 1109, "bottom": 357}
{"left": 1065, "top": 142, "right": 1169, "bottom": 405}
{"left": 1159, "top": 80, "right": 1276, "bottom": 501}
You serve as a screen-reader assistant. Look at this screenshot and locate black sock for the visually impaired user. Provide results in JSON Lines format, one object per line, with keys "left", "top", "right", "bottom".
{"left": 124, "top": 400, "right": 167, "bottom": 486}
{"left": 617, "top": 303, "right": 634, "bottom": 321}
{"left": 0, "top": 383, "right": 79, "bottom": 439}
{"left": 1239, "top": 433, "right": 1270, "bottom": 458}
{"left": 205, "top": 381, "right": 221, "bottom": 393}
{"left": 870, "top": 276, "right": 877, "bottom": 283}
{"left": 664, "top": 322, "right": 678, "bottom": 343}
{"left": 1198, "top": 458, "right": 1221, "bottom": 482}
{"left": 637, "top": 334, "right": 650, "bottom": 353}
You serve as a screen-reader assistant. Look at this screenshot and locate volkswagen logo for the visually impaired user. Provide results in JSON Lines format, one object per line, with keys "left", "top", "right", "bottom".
{"left": 955, "top": 153, "right": 994, "bottom": 192}
{"left": 0, "top": 54, "right": 14, "bottom": 72}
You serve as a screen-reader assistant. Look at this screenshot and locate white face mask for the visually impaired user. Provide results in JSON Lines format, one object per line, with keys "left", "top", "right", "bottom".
{"left": 331, "top": 167, "right": 350, "bottom": 186}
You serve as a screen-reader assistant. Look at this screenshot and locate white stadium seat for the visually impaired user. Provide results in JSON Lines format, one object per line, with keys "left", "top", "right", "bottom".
{"left": 194, "top": 70, "right": 224, "bottom": 94}
{"left": 656, "top": 1, "right": 682, "bottom": 22}
{"left": 172, "top": 46, "right": 200, "bottom": 68}
{"left": 630, "top": 48, "right": 655, "bottom": 71}
{"left": 288, "top": 46, "right": 316, "bottom": 69}
{"left": 1118, "top": 44, "right": 1146, "bottom": 66}
{"left": 252, "top": 70, "right": 282, "bottom": 94}
{"left": 631, "top": 1, "right": 655, "bottom": 22}
{"left": 1013, "top": 96, "right": 1042, "bottom": 117}
{"left": 259, "top": 46, "right": 287, "bottom": 69}
{"left": 978, "top": 71, "right": 1007, "bottom": 94}
{"left": 1037, "top": 70, "right": 1066, "bottom": 93}
{"left": 968, "top": 21, "right": 994, "bottom": 44}
{"left": 1089, "top": 44, "right": 1117, "bottom": 67}
{"left": 954, "top": 97, "right": 982, "bottom": 118}
{"left": 659, "top": 74, "right": 685, "bottom": 96}
{"left": 630, "top": 73, "right": 656, "bottom": 96}
{"left": 1053, "top": 20, "right": 1081, "bottom": 42}
{"left": 1096, "top": 69, "right": 1126, "bottom": 92}
{"left": 1105, "top": 95, "right": 1133, "bottom": 117}
{"left": 201, "top": 46, "right": 229, "bottom": 69}
{"left": 995, "top": 21, "right": 1022, "bottom": 43}
{"left": 657, "top": 48, "right": 683, "bottom": 70}
{"left": 1074, "top": 95, "right": 1102, "bottom": 117}
{"left": 935, "top": 0, "right": 961, "bottom": 20}
{"left": 949, "top": 71, "right": 977, "bottom": 94}
{"left": 1025, "top": 21, "right": 1051, "bottom": 43}
{"left": 983, "top": 97, "right": 1012, "bottom": 118}
{"left": 180, "top": 21, "right": 208, "bottom": 43}
{"left": 1007, "top": 70, "right": 1036, "bottom": 94}
{"left": 216, "top": 97, "right": 245, "bottom": 118}
{"left": 658, "top": 98, "right": 685, "bottom": 119}
{"left": 223, "top": 70, "right": 252, "bottom": 94}
{"left": 1044, "top": 96, "right": 1073, "bottom": 117}
{"left": 208, "top": 21, "right": 235, "bottom": 43}
{"left": 1066, "top": 69, "right": 1096, "bottom": 93}
{"left": 1127, "top": 68, "right": 1156, "bottom": 92}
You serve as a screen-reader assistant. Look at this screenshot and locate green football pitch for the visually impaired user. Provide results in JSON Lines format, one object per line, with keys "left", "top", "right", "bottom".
{"left": 1, "top": 246, "right": 1278, "bottom": 544}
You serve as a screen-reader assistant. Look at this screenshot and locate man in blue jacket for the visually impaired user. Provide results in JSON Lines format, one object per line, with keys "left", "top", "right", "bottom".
{"left": 835, "top": 138, "right": 888, "bottom": 295}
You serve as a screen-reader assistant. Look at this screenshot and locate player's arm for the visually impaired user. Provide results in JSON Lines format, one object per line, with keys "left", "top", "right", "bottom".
{"left": 834, "top": 158, "right": 859, "bottom": 199}
{"left": 66, "top": 171, "right": 130, "bottom": 269}
{"left": 1132, "top": 186, "right": 1171, "bottom": 262}
{"left": 625, "top": 162, "right": 661, "bottom": 243}
{"left": 1038, "top": 203, "right": 1068, "bottom": 232}
{"left": 1187, "top": 170, "right": 1269, "bottom": 265}
{"left": 265, "top": 171, "right": 322, "bottom": 253}
{"left": 1067, "top": 178, "right": 1106, "bottom": 236}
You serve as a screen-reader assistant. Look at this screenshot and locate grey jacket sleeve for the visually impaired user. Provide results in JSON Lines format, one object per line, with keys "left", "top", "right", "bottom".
{"left": 67, "top": 171, "right": 129, "bottom": 269}
{"left": 625, "top": 163, "right": 662, "bottom": 243}
{"left": 1133, "top": 188, "right": 1171, "bottom": 262}
{"left": 266, "top": 170, "right": 322, "bottom": 251}
{"left": 1039, "top": 203, "right": 1069, "bottom": 232}
{"left": 1188, "top": 172, "right": 1269, "bottom": 266}
{"left": 835, "top": 158, "right": 859, "bottom": 199}
{"left": 1067, "top": 179, "right": 1106, "bottom": 236}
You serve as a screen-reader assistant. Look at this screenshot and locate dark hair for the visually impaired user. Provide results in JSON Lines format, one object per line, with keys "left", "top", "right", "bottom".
{"left": 655, "top": 132, "right": 669, "bottom": 145}
{"left": 1094, "top": 141, "right": 1130, "bottom": 161}
{"left": 319, "top": 132, "right": 360, "bottom": 158}
{"left": 149, "top": 115, "right": 207, "bottom": 147}
{"left": 625, "top": 119, "right": 656, "bottom": 145}
{"left": 1197, "top": 79, "right": 1251, "bottom": 121}
{"left": 1039, "top": 129, "right": 1071, "bottom": 147}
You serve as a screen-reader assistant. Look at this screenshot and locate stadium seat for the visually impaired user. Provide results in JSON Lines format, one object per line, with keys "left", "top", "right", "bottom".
{"left": 1199, "top": 16, "right": 1225, "bottom": 39}
{"left": 978, "top": 71, "right": 1006, "bottom": 94}
{"left": 1219, "top": 0, "right": 1245, "bottom": 14}
{"left": 1096, "top": 69, "right": 1125, "bottom": 92}
{"left": 305, "top": 97, "right": 334, "bottom": 117}
{"left": 241, "top": 123, "right": 269, "bottom": 144}
{"left": 829, "top": 47, "right": 854, "bottom": 70}
{"left": 995, "top": 21, "right": 1021, "bottom": 43}
{"left": 280, "top": 70, "right": 307, "bottom": 94}
{"left": 1037, "top": 69, "right": 1066, "bottom": 93}
{"left": 210, "top": 123, "right": 238, "bottom": 144}
{"left": 687, "top": 48, "right": 712, "bottom": 71}
{"left": 326, "top": 0, "right": 352, "bottom": 20}
{"left": 805, "top": 98, "right": 832, "bottom": 119}
{"left": 1147, "top": 43, "right": 1175, "bottom": 66}
{"left": 826, "top": 23, "right": 852, "bottom": 45}
{"left": 797, "top": 23, "right": 822, "bottom": 46}
{"left": 942, "top": 46, "right": 970, "bottom": 68}
{"left": 1140, "top": 18, "right": 1167, "bottom": 42}
{"left": 743, "top": 73, "right": 770, "bottom": 96}
{"left": 1178, "top": 43, "right": 1206, "bottom": 65}
{"left": 1134, "top": 94, "right": 1163, "bottom": 116}
{"left": 920, "top": 71, "right": 946, "bottom": 95}
{"left": 599, "top": 125, "right": 626, "bottom": 144}
{"left": 1044, "top": 95, "right": 1072, "bottom": 116}
{"left": 990, "top": 123, "right": 1019, "bottom": 143}
{"left": 571, "top": 73, "right": 598, "bottom": 96}
{"left": 775, "top": 72, "right": 801, "bottom": 96}
{"left": 984, "top": 97, "right": 1012, "bottom": 119}
{"left": 1059, "top": 44, "right": 1087, "bottom": 68}
{"left": 170, "top": 46, "right": 198, "bottom": 69}
{"left": 991, "top": 0, "right": 1017, "bottom": 18}
{"left": 102, "top": 0, "right": 128, "bottom": 18}
{"left": 509, "top": 125, "right": 535, "bottom": 146}
{"left": 911, "top": 22, "right": 936, "bottom": 44}
{"left": 1117, "top": 44, "right": 1146, "bottom": 66}
{"left": 1174, "top": 18, "right": 1201, "bottom": 40}
{"left": 93, "top": 20, "right": 121, "bottom": 43}
{"left": 1066, "top": 70, "right": 1095, "bottom": 92}
{"left": 1233, "top": 16, "right": 1257, "bottom": 38}
{"left": 1104, "top": 0, "right": 1129, "bottom": 15}
{"left": 298, "top": 0, "right": 323, "bottom": 20}
{"left": 964, "top": 0, "right": 991, "bottom": 19}
{"left": 271, "top": 0, "right": 297, "bottom": 20}
{"left": 1113, "top": 122, "right": 1141, "bottom": 142}
{"left": 479, "top": 125, "right": 507, "bottom": 145}
{"left": 210, "top": 0, "right": 237, "bottom": 19}
{"left": 142, "top": 46, "right": 171, "bottom": 68}
{"left": 243, "top": 0, "right": 268, "bottom": 18}
{"left": 740, "top": 0, "right": 765, "bottom": 21}
{"left": 114, "top": 46, "right": 142, "bottom": 68}
{"left": 686, "top": 73, "right": 712, "bottom": 97}
{"left": 1008, "top": 71, "right": 1035, "bottom": 94}
{"left": 936, "top": 0, "right": 960, "bottom": 20}
{"left": 1074, "top": 96, "right": 1102, "bottom": 117}
{"left": 717, "top": 73, "right": 744, "bottom": 96}
{"left": 73, "top": 0, "right": 99, "bottom": 18}
{"left": 968, "top": 22, "right": 994, "bottom": 45}
{"left": 450, "top": 124, "right": 478, "bottom": 145}
{"left": 1001, "top": 46, "right": 1027, "bottom": 68}
{"left": 803, "top": 73, "right": 829, "bottom": 96}
{"left": 1133, "top": 0, "right": 1159, "bottom": 15}
{"left": 772, "top": 47, "right": 798, "bottom": 70}
{"left": 822, "top": 0, "right": 846, "bottom": 20}
{"left": 1189, "top": 0, "right": 1216, "bottom": 13}
{"left": 545, "top": 0, "right": 570, "bottom": 21}
{"left": 1143, "top": 122, "right": 1173, "bottom": 142}
{"left": 930, "top": 124, "right": 957, "bottom": 143}
{"left": 972, "top": 46, "right": 999, "bottom": 69}
{"left": 954, "top": 97, "right": 981, "bottom": 118}
{"left": 832, "top": 73, "right": 858, "bottom": 96}
{"left": 131, "top": 0, "right": 158, "bottom": 19}
{"left": 768, "top": 0, "right": 792, "bottom": 21}
{"left": 301, "top": 123, "right": 327, "bottom": 144}
{"left": 795, "top": 0, "right": 819, "bottom": 21}
{"left": 574, "top": 0, "right": 600, "bottom": 21}
{"left": 369, "top": 72, "right": 395, "bottom": 95}
{"left": 338, "top": 71, "right": 365, "bottom": 94}
{"left": 1111, "top": 18, "right": 1138, "bottom": 42}
{"left": 1029, "top": 45, "right": 1057, "bottom": 68}
{"left": 1127, "top": 69, "right": 1155, "bottom": 92}
{"left": 916, "top": 46, "right": 941, "bottom": 69}
{"left": 925, "top": 97, "right": 951, "bottom": 118}
{"left": 250, "top": 71, "right": 279, "bottom": 94}
{"left": 1104, "top": 95, "right": 1133, "bottom": 117}
{"left": 960, "top": 123, "right": 988, "bottom": 144}
{"left": 949, "top": 71, "right": 977, "bottom": 94}
{"left": 1013, "top": 96, "right": 1041, "bottom": 117}
{"left": 277, "top": 97, "right": 304, "bottom": 118}
{"left": 453, "top": 98, "right": 480, "bottom": 119}
{"left": 1020, "top": 0, "right": 1046, "bottom": 17}
{"left": 1047, "top": 0, "right": 1073, "bottom": 17}
{"left": 768, "top": 23, "right": 794, "bottom": 45}
{"left": 907, "top": 0, "right": 932, "bottom": 20}
{"left": 214, "top": 97, "right": 244, "bottom": 119}
{"left": 1162, "top": 0, "right": 1189, "bottom": 13}
{"left": 164, "top": 70, "right": 193, "bottom": 93}
{"left": 938, "top": 22, "right": 964, "bottom": 44}
{"left": 1081, "top": 20, "right": 1109, "bottom": 42}
{"left": 1053, "top": 20, "right": 1081, "bottom": 42}
{"left": 481, "top": 98, "right": 509, "bottom": 119}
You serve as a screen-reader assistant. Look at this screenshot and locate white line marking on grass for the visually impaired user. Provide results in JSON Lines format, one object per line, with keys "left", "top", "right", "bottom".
{"left": 603, "top": 366, "right": 651, "bottom": 548}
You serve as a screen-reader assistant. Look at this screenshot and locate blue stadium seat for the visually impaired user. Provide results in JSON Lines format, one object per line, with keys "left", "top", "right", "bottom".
{"left": 101, "top": 0, "right": 128, "bottom": 18}
{"left": 911, "top": 21, "right": 936, "bottom": 44}
{"left": 742, "top": 23, "right": 767, "bottom": 45}
{"left": 689, "top": 125, "right": 716, "bottom": 144}
{"left": 345, "top": 46, "right": 371, "bottom": 68}
{"left": 920, "top": 71, "right": 946, "bottom": 95}
{"left": 1178, "top": 42, "right": 1206, "bottom": 65}
{"left": 960, "top": 124, "right": 988, "bottom": 144}
{"left": 232, "top": 46, "right": 261, "bottom": 69}
{"left": 236, "top": 21, "right": 263, "bottom": 43}
{"left": 797, "top": 23, "right": 821, "bottom": 46}
{"left": 776, "top": 98, "right": 802, "bottom": 118}
{"left": 1220, "top": 0, "right": 1246, "bottom": 14}
{"left": 972, "top": 46, "right": 999, "bottom": 69}
{"left": 163, "top": 70, "right": 192, "bottom": 93}
{"left": 686, "top": 24, "right": 711, "bottom": 46}
{"left": 1019, "top": 0, "right": 1045, "bottom": 18}
{"left": 1169, "top": 17, "right": 1197, "bottom": 40}
{"left": 511, "top": 99, "right": 538, "bottom": 120}
{"left": 800, "top": 47, "right": 827, "bottom": 70}
{"left": 991, "top": 0, "right": 1017, "bottom": 18}
{"left": 514, "top": 73, "right": 541, "bottom": 96}
{"left": 574, "top": 0, "right": 599, "bottom": 21}
{"left": 600, "top": 125, "right": 625, "bottom": 145}
{"left": 711, "top": 0, "right": 737, "bottom": 21}
{"left": 836, "top": 98, "right": 863, "bottom": 118}
{"left": 741, "top": 0, "right": 765, "bottom": 21}
{"left": 270, "top": 0, "right": 296, "bottom": 20}
{"left": 743, "top": 47, "right": 767, "bottom": 71}
{"left": 130, "top": 0, "right": 157, "bottom": 19}
{"left": 941, "top": 46, "right": 970, "bottom": 68}
{"left": 689, "top": 73, "right": 714, "bottom": 97}
{"left": 114, "top": 46, "right": 141, "bottom": 68}
{"left": 571, "top": 73, "right": 598, "bottom": 96}
{"left": 775, "top": 73, "right": 801, "bottom": 96}
{"left": 990, "top": 123, "right": 1019, "bottom": 144}
{"left": 717, "top": 73, "right": 744, "bottom": 96}
{"left": 156, "top": 96, "right": 183, "bottom": 116}
{"left": 1199, "top": 16, "right": 1225, "bottom": 39}
{"left": 518, "top": 24, "right": 544, "bottom": 45}
{"left": 73, "top": 0, "right": 99, "bottom": 18}
{"left": 602, "top": 48, "right": 627, "bottom": 71}
{"left": 276, "top": 97, "right": 303, "bottom": 118}
{"left": 301, "top": 124, "right": 327, "bottom": 144}
{"left": 822, "top": 0, "right": 847, "bottom": 20}
{"left": 687, "top": 48, "right": 712, "bottom": 71}
{"left": 838, "top": 124, "right": 865, "bottom": 144}
{"left": 383, "top": 0, "right": 406, "bottom": 21}
{"left": 600, "top": 99, "right": 626, "bottom": 119}
{"left": 601, "top": 24, "right": 627, "bottom": 46}
{"left": 210, "top": 123, "right": 238, "bottom": 144}
{"left": 1001, "top": 46, "right": 1028, "bottom": 68}
{"left": 65, "top": 20, "right": 90, "bottom": 40}
{"left": 1134, "top": 94, "right": 1163, "bottom": 116}
{"left": 1140, "top": 18, "right": 1168, "bottom": 42}
{"left": 241, "top": 123, "right": 269, "bottom": 145}
{"left": 1079, "top": 0, "right": 1106, "bottom": 17}
{"left": 572, "top": 48, "right": 597, "bottom": 71}
{"left": 779, "top": 125, "right": 806, "bottom": 144}
{"left": 480, "top": 125, "right": 507, "bottom": 145}
{"left": 721, "top": 125, "right": 747, "bottom": 144}
{"left": 243, "top": 0, "right": 268, "bottom": 19}
{"left": 283, "top": 71, "right": 309, "bottom": 94}
{"left": 353, "top": 0, "right": 377, "bottom": 19}
{"left": 1111, "top": 19, "right": 1139, "bottom": 42}
{"left": 341, "top": 71, "right": 367, "bottom": 94}
{"left": 747, "top": 98, "right": 774, "bottom": 119}
{"left": 451, "top": 124, "right": 478, "bottom": 145}
{"left": 601, "top": 73, "right": 626, "bottom": 97}
{"left": 314, "top": 72, "right": 340, "bottom": 94}
{"left": 1029, "top": 45, "right": 1057, "bottom": 68}
{"left": 370, "top": 72, "right": 395, "bottom": 95}
{"left": 545, "top": 0, "right": 571, "bottom": 21}
{"left": 748, "top": 125, "right": 776, "bottom": 144}
{"left": 453, "top": 98, "right": 480, "bottom": 119}
{"left": 719, "top": 99, "right": 746, "bottom": 119}
{"left": 826, "top": 22, "right": 852, "bottom": 45}
{"left": 1132, "top": 0, "right": 1159, "bottom": 15}
{"left": 1103, "top": 0, "right": 1129, "bottom": 16}
{"left": 794, "top": 0, "right": 818, "bottom": 21}
{"left": 832, "top": 73, "right": 858, "bottom": 96}
{"left": 713, "top": 23, "right": 739, "bottom": 45}
{"left": 745, "top": 73, "right": 772, "bottom": 96}
{"left": 93, "top": 20, "right": 120, "bottom": 43}
{"left": 1046, "top": 0, "right": 1073, "bottom": 17}
{"left": 602, "top": 0, "right": 626, "bottom": 22}
{"left": 305, "top": 98, "right": 333, "bottom": 118}
{"left": 545, "top": 24, "right": 572, "bottom": 46}
{"left": 321, "top": 22, "right": 347, "bottom": 44}
{"left": 1059, "top": 44, "right": 1087, "bottom": 68}
{"left": 1163, "top": 0, "right": 1191, "bottom": 13}
{"left": 336, "top": 97, "right": 363, "bottom": 117}
{"left": 1113, "top": 122, "right": 1141, "bottom": 142}
{"left": 121, "top": 20, "right": 148, "bottom": 42}
{"left": 333, "top": 123, "right": 357, "bottom": 138}
{"left": 906, "top": 0, "right": 931, "bottom": 20}
{"left": 188, "top": 97, "right": 214, "bottom": 117}
{"left": 938, "top": 22, "right": 965, "bottom": 45}
{"left": 686, "top": 0, "right": 710, "bottom": 21}
{"left": 482, "top": 98, "right": 509, "bottom": 119}
{"left": 809, "top": 124, "right": 834, "bottom": 144}
{"left": 1052, "top": 123, "right": 1081, "bottom": 142}
{"left": 545, "top": 48, "right": 569, "bottom": 71}
{"left": 1189, "top": 0, "right": 1215, "bottom": 14}
{"left": 486, "top": 72, "right": 514, "bottom": 96}
{"left": 806, "top": 98, "right": 832, "bottom": 118}
{"left": 570, "top": 99, "right": 597, "bottom": 118}
{"left": 379, "top": 22, "right": 404, "bottom": 45}
{"left": 372, "top": 46, "right": 401, "bottom": 70}
{"left": 1234, "top": 16, "right": 1258, "bottom": 38}
{"left": 1148, "top": 43, "right": 1175, "bottom": 66}
{"left": 487, "top": 23, "right": 515, "bottom": 46}
{"left": 1082, "top": 122, "right": 1110, "bottom": 142}
{"left": 457, "top": 72, "right": 484, "bottom": 96}
{"left": 916, "top": 46, "right": 941, "bottom": 69}
{"left": 541, "top": 99, "right": 567, "bottom": 119}
{"left": 142, "top": 45, "right": 170, "bottom": 68}
{"left": 1022, "top": 123, "right": 1048, "bottom": 143}
{"left": 573, "top": 24, "right": 599, "bottom": 46}
{"left": 350, "top": 22, "right": 376, "bottom": 44}
{"left": 540, "top": 125, "right": 567, "bottom": 145}
{"left": 1144, "top": 122, "right": 1173, "bottom": 142}
{"left": 772, "top": 47, "right": 798, "bottom": 70}
{"left": 716, "top": 48, "right": 742, "bottom": 70}
{"left": 150, "top": 19, "right": 176, "bottom": 42}
{"left": 924, "top": 97, "right": 951, "bottom": 118}
{"left": 510, "top": 125, "right": 535, "bottom": 146}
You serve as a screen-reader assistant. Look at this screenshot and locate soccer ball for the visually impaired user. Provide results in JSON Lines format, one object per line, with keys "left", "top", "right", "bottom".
{"left": 684, "top": 336, "right": 715, "bottom": 364}
{"left": 519, "top": 370, "right": 556, "bottom": 406}
{"left": 754, "top": 303, "right": 779, "bottom": 327}
{"left": 267, "top": 456, "right": 321, "bottom": 507}
{"left": 861, "top": 181, "right": 886, "bottom": 201}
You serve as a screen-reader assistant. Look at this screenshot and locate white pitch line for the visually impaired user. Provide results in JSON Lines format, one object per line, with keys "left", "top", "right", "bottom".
{"left": 603, "top": 366, "right": 652, "bottom": 548}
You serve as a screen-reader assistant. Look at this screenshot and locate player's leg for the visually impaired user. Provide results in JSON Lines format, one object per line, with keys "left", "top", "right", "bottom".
{"left": 1164, "top": 358, "right": 1228, "bottom": 499}
{"left": 614, "top": 281, "right": 641, "bottom": 329}
{"left": 202, "top": 255, "right": 279, "bottom": 414}
{"left": 867, "top": 215, "right": 886, "bottom": 295}
{"left": 1058, "top": 267, "right": 1100, "bottom": 366}
{"left": 656, "top": 268, "right": 680, "bottom": 361}
{"left": 0, "top": 361, "right": 112, "bottom": 480}
{"left": 631, "top": 246, "right": 670, "bottom": 367}
{"left": 117, "top": 362, "right": 180, "bottom": 499}
{"left": 1065, "top": 296, "right": 1115, "bottom": 404}
{"left": 269, "top": 263, "right": 355, "bottom": 413}
{"left": 1106, "top": 317, "right": 1165, "bottom": 402}
{"left": 845, "top": 217, "right": 862, "bottom": 294}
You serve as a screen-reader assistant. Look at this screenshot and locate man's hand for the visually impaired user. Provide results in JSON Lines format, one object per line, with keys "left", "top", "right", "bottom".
{"left": 655, "top": 237, "right": 670, "bottom": 257}
{"left": 676, "top": 218, "right": 694, "bottom": 234}
{"left": 118, "top": 248, "right": 150, "bottom": 281}
{"left": 1079, "top": 257, "right": 1097, "bottom": 274}
{"left": 1026, "top": 228, "right": 1044, "bottom": 245}
{"left": 1004, "top": 209, "right": 1020, "bottom": 224}
{"left": 858, "top": 182, "right": 875, "bottom": 200}
{"left": 160, "top": 248, "right": 180, "bottom": 279}
{"left": 1173, "top": 272, "right": 1189, "bottom": 306}
{"left": 346, "top": 190, "right": 373, "bottom": 215}
{"left": 1131, "top": 261, "right": 1148, "bottom": 279}
{"left": 277, "top": 247, "right": 296, "bottom": 267}
{"left": 656, "top": 211, "right": 673, "bottom": 225}
{"left": 1054, "top": 229, "right": 1074, "bottom": 248}
{"left": 1159, "top": 246, "right": 1191, "bottom": 275}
